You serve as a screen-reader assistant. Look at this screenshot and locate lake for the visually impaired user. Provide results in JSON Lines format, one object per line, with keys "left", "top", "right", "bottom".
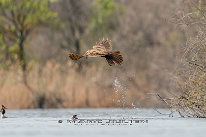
{"left": 0, "top": 108, "right": 205, "bottom": 137}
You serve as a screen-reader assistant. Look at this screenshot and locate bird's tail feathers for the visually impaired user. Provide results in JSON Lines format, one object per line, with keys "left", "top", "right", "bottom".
{"left": 69, "top": 54, "right": 84, "bottom": 60}
{"left": 106, "top": 50, "right": 123, "bottom": 66}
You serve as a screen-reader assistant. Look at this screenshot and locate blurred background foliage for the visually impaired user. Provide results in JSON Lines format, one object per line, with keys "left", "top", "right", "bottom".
{"left": 0, "top": 0, "right": 58, "bottom": 69}
{"left": 0, "top": 0, "right": 205, "bottom": 117}
{"left": 89, "top": 0, "right": 123, "bottom": 36}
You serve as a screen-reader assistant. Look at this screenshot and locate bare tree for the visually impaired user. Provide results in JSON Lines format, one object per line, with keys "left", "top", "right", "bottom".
{"left": 168, "top": 0, "right": 206, "bottom": 118}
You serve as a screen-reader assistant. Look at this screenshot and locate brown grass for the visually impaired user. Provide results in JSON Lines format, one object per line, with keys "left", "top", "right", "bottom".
{"left": 0, "top": 61, "right": 149, "bottom": 109}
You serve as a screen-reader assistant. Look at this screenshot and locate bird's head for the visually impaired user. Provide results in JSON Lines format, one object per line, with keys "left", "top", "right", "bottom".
{"left": 72, "top": 115, "right": 78, "bottom": 119}
{"left": 1, "top": 105, "right": 7, "bottom": 110}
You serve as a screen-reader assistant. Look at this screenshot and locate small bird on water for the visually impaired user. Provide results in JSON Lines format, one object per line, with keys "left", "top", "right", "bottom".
{"left": 71, "top": 115, "right": 78, "bottom": 120}
{"left": 69, "top": 38, "right": 123, "bottom": 66}
{"left": 1, "top": 105, "right": 7, "bottom": 118}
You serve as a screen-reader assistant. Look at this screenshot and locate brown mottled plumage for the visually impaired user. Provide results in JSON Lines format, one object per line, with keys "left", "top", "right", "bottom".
{"left": 69, "top": 38, "right": 123, "bottom": 66}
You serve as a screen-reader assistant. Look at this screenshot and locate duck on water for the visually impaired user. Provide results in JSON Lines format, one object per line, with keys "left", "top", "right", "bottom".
{"left": 1, "top": 105, "right": 7, "bottom": 118}
{"left": 71, "top": 115, "right": 78, "bottom": 120}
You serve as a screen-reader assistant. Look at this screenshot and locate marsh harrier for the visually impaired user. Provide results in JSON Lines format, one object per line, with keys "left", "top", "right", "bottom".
{"left": 69, "top": 38, "right": 123, "bottom": 66}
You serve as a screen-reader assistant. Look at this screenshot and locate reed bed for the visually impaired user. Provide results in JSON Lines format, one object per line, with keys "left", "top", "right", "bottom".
{"left": 0, "top": 61, "right": 149, "bottom": 109}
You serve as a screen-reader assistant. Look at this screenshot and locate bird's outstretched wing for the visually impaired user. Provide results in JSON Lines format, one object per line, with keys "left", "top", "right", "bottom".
{"left": 93, "top": 38, "right": 112, "bottom": 52}
{"left": 84, "top": 38, "right": 112, "bottom": 57}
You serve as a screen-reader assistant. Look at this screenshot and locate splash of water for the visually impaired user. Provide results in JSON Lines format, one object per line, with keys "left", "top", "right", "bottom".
{"left": 113, "top": 77, "right": 126, "bottom": 108}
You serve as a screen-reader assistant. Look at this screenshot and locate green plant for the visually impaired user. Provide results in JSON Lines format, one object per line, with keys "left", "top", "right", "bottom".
{"left": 0, "top": 0, "right": 58, "bottom": 86}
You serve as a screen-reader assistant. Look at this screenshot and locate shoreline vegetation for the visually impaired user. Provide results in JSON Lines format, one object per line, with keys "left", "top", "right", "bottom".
{"left": 0, "top": 0, "right": 205, "bottom": 118}
{"left": 0, "top": 61, "right": 156, "bottom": 109}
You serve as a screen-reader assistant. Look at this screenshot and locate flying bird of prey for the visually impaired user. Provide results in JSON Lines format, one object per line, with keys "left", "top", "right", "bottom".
{"left": 69, "top": 38, "right": 123, "bottom": 66}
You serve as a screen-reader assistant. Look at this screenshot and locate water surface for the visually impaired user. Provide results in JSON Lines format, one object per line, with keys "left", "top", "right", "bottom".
{"left": 0, "top": 108, "right": 205, "bottom": 137}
